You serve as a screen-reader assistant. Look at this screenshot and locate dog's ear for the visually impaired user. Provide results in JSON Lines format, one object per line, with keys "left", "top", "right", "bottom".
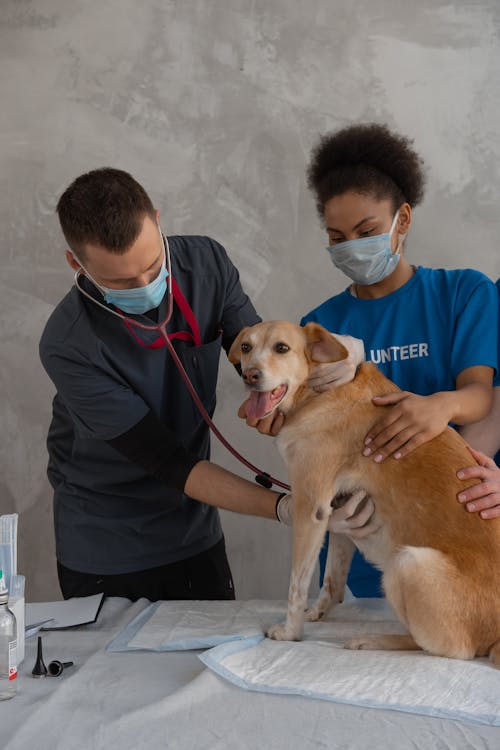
{"left": 303, "top": 322, "right": 349, "bottom": 363}
{"left": 228, "top": 327, "right": 250, "bottom": 364}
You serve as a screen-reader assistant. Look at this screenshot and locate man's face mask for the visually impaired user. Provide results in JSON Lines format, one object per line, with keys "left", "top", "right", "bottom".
{"left": 326, "top": 210, "right": 401, "bottom": 286}
{"left": 74, "top": 244, "right": 168, "bottom": 315}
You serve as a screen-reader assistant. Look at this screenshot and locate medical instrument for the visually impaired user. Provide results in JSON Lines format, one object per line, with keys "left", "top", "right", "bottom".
{"left": 0, "top": 517, "right": 24, "bottom": 664}
{"left": 48, "top": 659, "right": 74, "bottom": 677}
{"left": 0, "top": 514, "right": 18, "bottom": 593}
{"left": 74, "top": 233, "right": 290, "bottom": 491}
{"left": 9, "top": 575, "right": 24, "bottom": 664}
{"left": 32, "top": 636, "right": 47, "bottom": 677}
{"left": 0, "top": 570, "right": 17, "bottom": 699}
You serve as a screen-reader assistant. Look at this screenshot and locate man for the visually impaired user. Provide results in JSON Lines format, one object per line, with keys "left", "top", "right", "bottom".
{"left": 40, "top": 168, "right": 369, "bottom": 602}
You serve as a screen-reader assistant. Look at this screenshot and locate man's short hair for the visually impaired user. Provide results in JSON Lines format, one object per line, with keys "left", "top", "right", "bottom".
{"left": 56, "top": 168, "right": 156, "bottom": 257}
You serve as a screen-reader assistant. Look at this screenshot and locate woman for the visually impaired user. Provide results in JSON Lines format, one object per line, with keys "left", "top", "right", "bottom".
{"left": 302, "top": 123, "right": 499, "bottom": 596}
{"left": 459, "top": 277, "right": 500, "bottom": 520}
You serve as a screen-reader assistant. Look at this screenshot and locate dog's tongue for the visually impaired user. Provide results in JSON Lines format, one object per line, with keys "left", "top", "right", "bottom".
{"left": 246, "top": 385, "right": 287, "bottom": 420}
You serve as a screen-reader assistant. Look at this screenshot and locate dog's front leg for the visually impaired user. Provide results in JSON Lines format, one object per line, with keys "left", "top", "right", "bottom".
{"left": 267, "top": 486, "right": 330, "bottom": 642}
{"left": 305, "top": 533, "right": 355, "bottom": 622}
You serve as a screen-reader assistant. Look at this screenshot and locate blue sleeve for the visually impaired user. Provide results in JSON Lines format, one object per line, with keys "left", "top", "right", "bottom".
{"left": 300, "top": 310, "right": 317, "bottom": 327}
{"left": 450, "top": 274, "right": 498, "bottom": 380}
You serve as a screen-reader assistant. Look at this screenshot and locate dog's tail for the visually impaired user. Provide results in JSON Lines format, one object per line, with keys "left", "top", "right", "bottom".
{"left": 488, "top": 640, "right": 500, "bottom": 669}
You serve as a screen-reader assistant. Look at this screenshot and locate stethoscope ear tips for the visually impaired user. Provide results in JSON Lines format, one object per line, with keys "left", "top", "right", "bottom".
{"left": 31, "top": 635, "right": 74, "bottom": 677}
{"left": 48, "top": 659, "right": 74, "bottom": 677}
{"left": 32, "top": 635, "right": 48, "bottom": 677}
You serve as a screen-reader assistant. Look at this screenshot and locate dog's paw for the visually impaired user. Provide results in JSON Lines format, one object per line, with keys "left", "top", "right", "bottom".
{"left": 304, "top": 604, "right": 325, "bottom": 622}
{"left": 266, "top": 622, "right": 301, "bottom": 641}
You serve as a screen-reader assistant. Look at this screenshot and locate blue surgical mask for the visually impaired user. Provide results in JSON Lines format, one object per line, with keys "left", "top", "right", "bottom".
{"left": 75, "top": 243, "right": 168, "bottom": 315}
{"left": 326, "top": 211, "right": 401, "bottom": 285}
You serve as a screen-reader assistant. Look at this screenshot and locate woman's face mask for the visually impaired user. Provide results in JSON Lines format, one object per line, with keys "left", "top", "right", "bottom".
{"left": 326, "top": 210, "right": 401, "bottom": 286}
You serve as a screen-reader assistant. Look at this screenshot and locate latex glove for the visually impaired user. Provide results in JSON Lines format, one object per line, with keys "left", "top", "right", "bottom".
{"left": 328, "top": 490, "right": 381, "bottom": 539}
{"left": 456, "top": 446, "right": 500, "bottom": 519}
{"left": 276, "top": 489, "right": 381, "bottom": 539}
{"left": 275, "top": 493, "right": 293, "bottom": 524}
{"left": 307, "top": 334, "right": 365, "bottom": 392}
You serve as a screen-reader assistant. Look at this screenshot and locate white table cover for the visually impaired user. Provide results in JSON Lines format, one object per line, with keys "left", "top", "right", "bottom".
{"left": 1, "top": 597, "right": 498, "bottom": 750}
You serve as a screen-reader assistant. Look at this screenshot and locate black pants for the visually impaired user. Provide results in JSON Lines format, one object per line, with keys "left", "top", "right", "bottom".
{"left": 57, "top": 538, "right": 235, "bottom": 602}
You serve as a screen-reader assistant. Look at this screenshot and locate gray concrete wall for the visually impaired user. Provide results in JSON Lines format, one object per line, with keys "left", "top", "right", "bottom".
{"left": 1, "top": 0, "right": 499, "bottom": 601}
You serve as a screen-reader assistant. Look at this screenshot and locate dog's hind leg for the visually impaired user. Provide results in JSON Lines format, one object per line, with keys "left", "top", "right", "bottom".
{"left": 267, "top": 481, "right": 332, "bottom": 641}
{"left": 305, "top": 533, "right": 355, "bottom": 622}
{"left": 386, "top": 547, "right": 478, "bottom": 659}
{"left": 346, "top": 546, "right": 478, "bottom": 659}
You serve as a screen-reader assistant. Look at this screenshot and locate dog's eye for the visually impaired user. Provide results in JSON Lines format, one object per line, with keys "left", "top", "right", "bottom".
{"left": 274, "top": 342, "right": 290, "bottom": 354}
{"left": 241, "top": 342, "right": 252, "bottom": 353}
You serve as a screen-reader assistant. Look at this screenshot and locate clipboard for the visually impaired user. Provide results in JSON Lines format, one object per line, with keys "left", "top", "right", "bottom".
{"left": 26, "top": 593, "right": 105, "bottom": 631}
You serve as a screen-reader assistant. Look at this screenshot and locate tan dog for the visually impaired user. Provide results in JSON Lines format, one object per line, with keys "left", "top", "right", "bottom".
{"left": 229, "top": 320, "right": 500, "bottom": 666}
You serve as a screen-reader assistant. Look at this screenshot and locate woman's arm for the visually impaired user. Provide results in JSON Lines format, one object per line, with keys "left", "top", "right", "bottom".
{"left": 362, "top": 365, "right": 494, "bottom": 462}
{"left": 459, "top": 385, "right": 500, "bottom": 457}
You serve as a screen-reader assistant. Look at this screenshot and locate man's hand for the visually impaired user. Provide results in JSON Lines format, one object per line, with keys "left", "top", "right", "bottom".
{"left": 307, "top": 334, "right": 365, "bottom": 393}
{"left": 276, "top": 489, "right": 381, "bottom": 539}
{"left": 363, "top": 391, "right": 452, "bottom": 462}
{"left": 237, "top": 400, "right": 285, "bottom": 436}
{"left": 457, "top": 446, "right": 500, "bottom": 519}
{"left": 328, "top": 490, "right": 381, "bottom": 539}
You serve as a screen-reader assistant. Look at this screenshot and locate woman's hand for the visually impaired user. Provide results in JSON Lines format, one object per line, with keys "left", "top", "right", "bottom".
{"left": 363, "top": 391, "right": 453, "bottom": 462}
{"left": 364, "top": 368, "right": 493, "bottom": 462}
{"left": 307, "top": 334, "right": 365, "bottom": 392}
{"left": 457, "top": 446, "right": 500, "bottom": 519}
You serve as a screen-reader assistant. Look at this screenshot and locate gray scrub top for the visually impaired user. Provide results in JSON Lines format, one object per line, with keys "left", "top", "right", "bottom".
{"left": 39, "top": 235, "right": 260, "bottom": 575}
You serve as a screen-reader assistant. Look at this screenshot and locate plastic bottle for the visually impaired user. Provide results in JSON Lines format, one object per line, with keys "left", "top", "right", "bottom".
{"left": 0, "top": 569, "right": 17, "bottom": 700}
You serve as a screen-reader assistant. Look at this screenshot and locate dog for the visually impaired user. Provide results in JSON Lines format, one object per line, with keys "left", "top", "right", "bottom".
{"left": 228, "top": 320, "right": 500, "bottom": 666}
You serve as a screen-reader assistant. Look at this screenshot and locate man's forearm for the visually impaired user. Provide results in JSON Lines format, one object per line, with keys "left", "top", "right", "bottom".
{"left": 184, "top": 460, "right": 281, "bottom": 519}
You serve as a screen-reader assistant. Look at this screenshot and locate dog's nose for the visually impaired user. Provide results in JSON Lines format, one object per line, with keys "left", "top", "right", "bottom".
{"left": 243, "top": 368, "right": 261, "bottom": 385}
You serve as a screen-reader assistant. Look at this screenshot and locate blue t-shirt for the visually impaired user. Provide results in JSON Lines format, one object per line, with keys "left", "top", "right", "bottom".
{"left": 301, "top": 266, "right": 498, "bottom": 597}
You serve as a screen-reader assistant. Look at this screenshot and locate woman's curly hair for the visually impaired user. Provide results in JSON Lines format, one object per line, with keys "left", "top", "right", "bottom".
{"left": 307, "top": 123, "right": 426, "bottom": 218}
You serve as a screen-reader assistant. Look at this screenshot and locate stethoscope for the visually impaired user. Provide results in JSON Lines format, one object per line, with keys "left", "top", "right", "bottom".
{"left": 74, "top": 233, "right": 290, "bottom": 491}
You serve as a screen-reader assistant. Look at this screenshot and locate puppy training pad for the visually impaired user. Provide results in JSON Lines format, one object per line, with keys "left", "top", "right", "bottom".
{"left": 106, "top": 600, "right": 266, "bottom": 652}
{"left": 200, "top": 600, "right": 500, "bottom": 726}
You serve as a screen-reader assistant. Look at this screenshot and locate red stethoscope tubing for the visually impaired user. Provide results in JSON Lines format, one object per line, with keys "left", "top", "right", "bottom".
{"left": 74, "top": 235, "right": 290, "bottom": 491}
